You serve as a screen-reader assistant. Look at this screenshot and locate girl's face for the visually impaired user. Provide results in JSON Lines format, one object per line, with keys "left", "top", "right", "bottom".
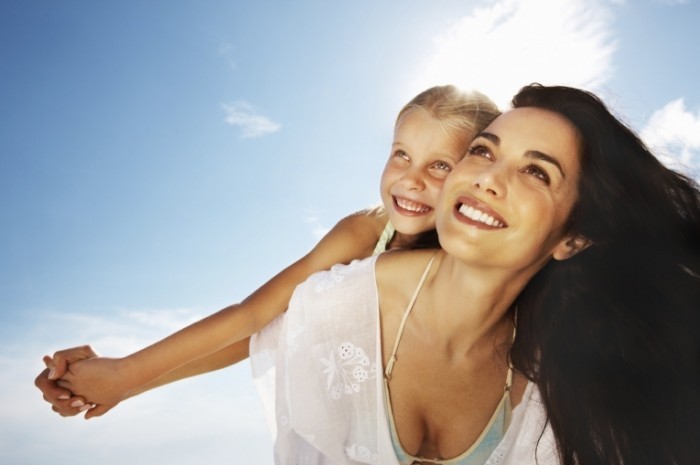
{"left": 380, "top": 108, "right": 473, "bottom": 237}
{"left": 436, "top": 107, "right": 583, "bottom": 272}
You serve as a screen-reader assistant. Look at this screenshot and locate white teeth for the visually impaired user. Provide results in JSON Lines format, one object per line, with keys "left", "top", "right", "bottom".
{"left": 458, "top": 204, "right": 504, "bottom": 228}
{"left": 396, "top": 197, "right": 431, "bottom": 213}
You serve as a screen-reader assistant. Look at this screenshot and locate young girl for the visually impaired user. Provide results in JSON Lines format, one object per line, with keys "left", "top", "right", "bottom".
{"left": 36, "top": 85, "right": 500, "bottom": 418}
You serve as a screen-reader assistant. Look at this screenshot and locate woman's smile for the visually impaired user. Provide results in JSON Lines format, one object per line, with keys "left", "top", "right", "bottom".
{"left": 454, "top": 196, "right": 507, "bottom": 229}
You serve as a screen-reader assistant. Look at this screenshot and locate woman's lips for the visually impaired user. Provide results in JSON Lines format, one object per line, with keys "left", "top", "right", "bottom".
{"left": 454, "top": 196, "right": 507, "bottom": 228}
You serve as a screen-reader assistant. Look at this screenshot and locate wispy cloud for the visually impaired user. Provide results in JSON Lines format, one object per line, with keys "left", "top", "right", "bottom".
{"left": 409, "top": 0, "right": 617, "bottom": 109}
{"left": 303, "top": 208, "right": 330, "bottom": 240}
{"left": 640, "top": 98, "right": 700, "bottom": 179}
{"left": 18, "top": 308, "right": 206, "bottom": 360}
{"left": 217, "top": 41, "right": 237, "bottom": 70}
{"left": 3, "top": 308, "right": 272, "bottom": 465}
{"left": 222, "top": 101, "right": 281, "bottom": 139}
{"left": 654, "top": 0, "right": 689, "bottom": 5}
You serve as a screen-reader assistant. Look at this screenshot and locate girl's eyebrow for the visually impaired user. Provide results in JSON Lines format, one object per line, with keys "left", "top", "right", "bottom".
{"left": 474, "top": 131, "right": 566, "bottom": 179}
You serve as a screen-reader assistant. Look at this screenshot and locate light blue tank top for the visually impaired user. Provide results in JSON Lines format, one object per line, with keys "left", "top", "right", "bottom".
{"left": 383, "top": 255, "right": 513, "bottom": 465}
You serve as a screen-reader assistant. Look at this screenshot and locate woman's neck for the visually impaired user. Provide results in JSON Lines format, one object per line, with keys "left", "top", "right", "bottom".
{"left": 414, "top": 250, "right": 535, "bottom": 356}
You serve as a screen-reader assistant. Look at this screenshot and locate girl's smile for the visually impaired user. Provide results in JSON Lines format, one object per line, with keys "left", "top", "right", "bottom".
{"left": 393, "top": 196, "right": 433, "bottom": 215}
{"left": 380, "top": 108, "right": 473, "bottom": 237}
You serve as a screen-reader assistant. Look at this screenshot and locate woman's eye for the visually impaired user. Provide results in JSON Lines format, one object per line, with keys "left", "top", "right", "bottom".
{"left": 523, "top": 164, "right": 551, "bottom": 184}
{"left": 467, "top": 144, "right": 492, "bottom": 160}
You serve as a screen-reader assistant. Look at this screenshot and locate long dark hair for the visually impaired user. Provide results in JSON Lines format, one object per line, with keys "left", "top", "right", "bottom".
{"left": 509, "top": 84, "right": 700, "bottom": 465}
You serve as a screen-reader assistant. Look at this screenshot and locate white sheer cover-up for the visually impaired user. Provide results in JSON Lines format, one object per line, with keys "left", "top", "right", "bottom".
{"left": 250, "top": 256, "right": 560, "bottom": 465}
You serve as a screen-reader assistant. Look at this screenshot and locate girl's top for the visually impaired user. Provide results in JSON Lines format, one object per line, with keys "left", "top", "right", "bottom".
{"left": 250, "top": 255, "right": 560, "bottom": 465}
{"left": 383, "top": 255, "right": 513, "bottom": 465}
{"left": 372, "top": 221, "right": 395, "bottom": 256}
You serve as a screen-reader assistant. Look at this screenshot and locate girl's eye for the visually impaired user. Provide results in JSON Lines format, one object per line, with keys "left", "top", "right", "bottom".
{"left": 467, "top": 143, "right": 492, "bottom": 160}
{"left": 393, "top": 149, "right": 410, "bottom": 161}
{"left": 523, "top": 164, "right": 551, "bottom": 185}
{"left": 432, "top": 161, "right": 452, "bottom": 172}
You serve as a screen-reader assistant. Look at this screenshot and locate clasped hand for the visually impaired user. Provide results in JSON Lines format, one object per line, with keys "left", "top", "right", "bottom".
{"left": 35, "top": 345, "right": 129, "bottom": 419}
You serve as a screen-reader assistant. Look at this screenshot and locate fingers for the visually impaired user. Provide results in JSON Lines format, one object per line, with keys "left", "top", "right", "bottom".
{"left": 83, "top": 403, "right": 111, "bottom": 419}
{"left": 50, "top": 398, "right": 94, "bottom": 417}
{"left": 55, "top": 378, "right": 71, "bottom": 390}
{"left": 51, "top": 345, "right": 98, "bottom": 380}
{"left": 38, "top": 345, "right": 101, "bottom": 418}
{"left": 35, "top": 367, "right": 69, "bottom": 398}
{"left": 36, "top": 367, "right": 91, "bottom": 417}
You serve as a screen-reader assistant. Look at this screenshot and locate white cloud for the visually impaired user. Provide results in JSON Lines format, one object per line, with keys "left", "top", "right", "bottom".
{"left": 222, "top": 101, "right": 281, "bottom": 139}
{"left": 640, "top": 98, "right": 700, "bottom": 179}
{"left": 2, "top": 308, "right": 273, "bottom": 465}
{"left": 25, "top": 308, "right": 205, "bottom": 357}
{"left": 303, "top": 208, "right": 331, "bottom": 240}
{"left": 654, "top": 0, "right": 689, "bottom": 5}
{"left": 217, "top": 41, "right": 237, "bottom": 70}
{"left": 409, "top": 0, "right": 617, "bottom": 109}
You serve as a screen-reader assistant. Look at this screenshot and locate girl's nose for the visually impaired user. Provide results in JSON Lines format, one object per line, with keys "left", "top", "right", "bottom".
{"left": 400, "top": 167, "right": 425, "bottom": 191}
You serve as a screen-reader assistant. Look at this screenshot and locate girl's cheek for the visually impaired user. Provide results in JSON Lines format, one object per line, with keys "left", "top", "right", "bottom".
{"left": 427, "top": 176, "right": 448, "bottom": 192}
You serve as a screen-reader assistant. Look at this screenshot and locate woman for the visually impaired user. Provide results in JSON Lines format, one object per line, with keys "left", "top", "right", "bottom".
{"left": 249, "top": 84, "right": 700, "bottom": 465}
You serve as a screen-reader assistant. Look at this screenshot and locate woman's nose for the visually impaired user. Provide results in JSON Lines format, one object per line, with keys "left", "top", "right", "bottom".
{"left": 473, "top": 164, "right": 506, "bottom": 197}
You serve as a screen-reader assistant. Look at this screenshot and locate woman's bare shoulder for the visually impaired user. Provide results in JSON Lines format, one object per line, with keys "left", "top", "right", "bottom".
{"left": 375, "top": 249, "right": 439, "bottom": 322}
{"left": 376, "top": 248, "right": 438, "bottom": 288}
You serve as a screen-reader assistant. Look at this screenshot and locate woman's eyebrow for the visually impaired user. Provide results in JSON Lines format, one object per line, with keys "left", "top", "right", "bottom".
{"left": 474, "top": 131, "right": 499, "bottom": 144}
{"left": 474, "top": 131, "right": 565, "bottom": 179}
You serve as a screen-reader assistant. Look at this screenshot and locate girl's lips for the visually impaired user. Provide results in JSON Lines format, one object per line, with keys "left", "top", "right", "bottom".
{"left": 393, "top": 196, "right": 433, "bottom": 216}
{"left": 454, "top": 196, "right": 507, "bottom": 228}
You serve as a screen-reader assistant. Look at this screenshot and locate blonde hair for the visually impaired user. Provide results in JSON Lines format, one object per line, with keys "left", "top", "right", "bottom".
{"left": 395, "top": 85, "right": 500, "bottom": 138}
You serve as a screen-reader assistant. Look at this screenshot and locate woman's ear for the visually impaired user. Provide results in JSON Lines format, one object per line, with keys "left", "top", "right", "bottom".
{"left": 552, "top": 234, "right": 592, "bottom": 261}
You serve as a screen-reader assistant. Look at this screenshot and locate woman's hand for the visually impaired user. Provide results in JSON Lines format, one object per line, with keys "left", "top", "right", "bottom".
{"left": 35, "top": 345, "right": 97, "bottom": 417}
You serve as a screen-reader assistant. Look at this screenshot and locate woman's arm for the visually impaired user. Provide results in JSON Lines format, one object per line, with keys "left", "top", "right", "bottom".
{"left": 41, "top": 208, "right": 388, "bottom": 418}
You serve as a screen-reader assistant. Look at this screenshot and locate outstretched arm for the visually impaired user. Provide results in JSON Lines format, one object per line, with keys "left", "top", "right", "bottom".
{"left": 36, "top": 340, "right": 250, "bottom": 417}
{"left": 40, "top": 208, "right": 388, "bottom": 418}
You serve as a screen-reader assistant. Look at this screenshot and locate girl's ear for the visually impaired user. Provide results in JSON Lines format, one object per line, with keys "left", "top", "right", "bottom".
{"left": 552, "top": 234, "right": 592, "bottom": 261}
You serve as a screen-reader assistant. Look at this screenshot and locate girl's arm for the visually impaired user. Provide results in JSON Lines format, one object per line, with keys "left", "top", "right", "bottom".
{"left": 128, "top": 338, "right": 250, "bottom": 396}
{"left": 43, "top": 208, "right": 388, "bottom": 418}
{"left": 39, "top": 340, "right": 251, "bottom": 418}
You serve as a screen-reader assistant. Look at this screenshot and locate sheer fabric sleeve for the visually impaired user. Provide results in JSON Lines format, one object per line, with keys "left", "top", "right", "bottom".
{"left": 251, "top": 256, "right": 386, "bottom": 465}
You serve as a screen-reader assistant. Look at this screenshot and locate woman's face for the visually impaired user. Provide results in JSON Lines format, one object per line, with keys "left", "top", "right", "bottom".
{"left": 380, "top": 108, "right": 473, "bottom": 237}
{"left": 436, "top": 107, "right": 583, "bottom": 272}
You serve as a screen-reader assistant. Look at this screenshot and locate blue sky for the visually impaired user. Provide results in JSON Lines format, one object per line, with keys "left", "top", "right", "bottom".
{"left": 1, "top": 1, "right": 699, "bottom": 464}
